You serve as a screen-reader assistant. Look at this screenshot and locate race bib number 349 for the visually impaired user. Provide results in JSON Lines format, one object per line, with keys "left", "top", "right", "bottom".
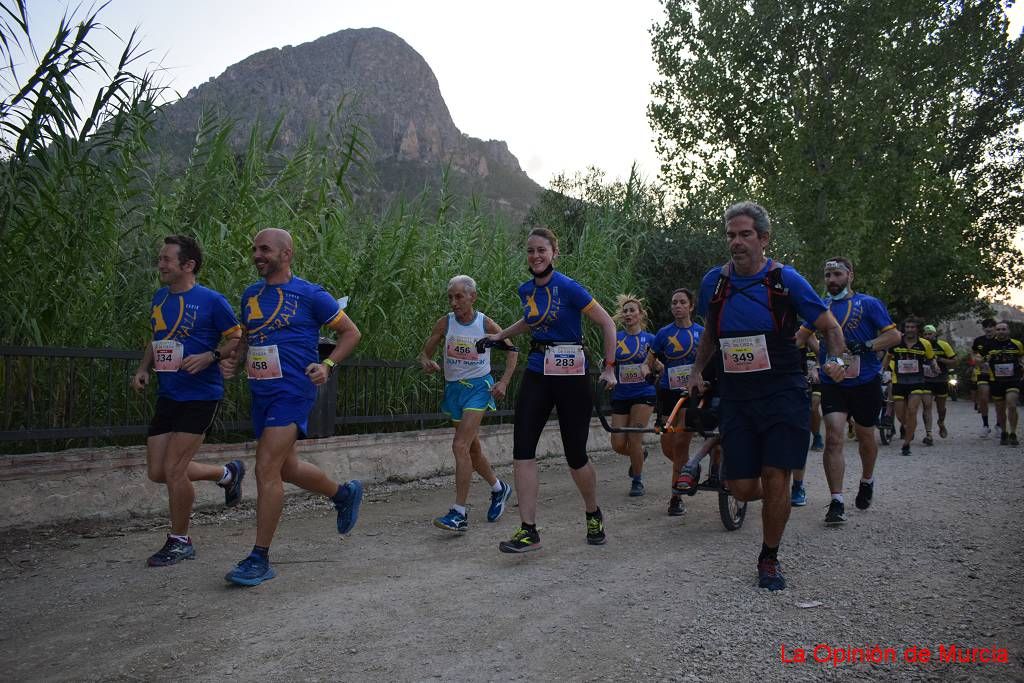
{"left": 721, "top": 335, "right": 771, "bottom": 373}
{"left": 544, "top": 345, "right": 585, "bottom": 376}
{"left": 247, "top": 345, "right": 283, "bottom": 380}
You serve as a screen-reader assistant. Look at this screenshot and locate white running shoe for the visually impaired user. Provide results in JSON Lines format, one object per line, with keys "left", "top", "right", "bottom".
{"left": 979, "top": 426, "right": 991, "bottom": 438}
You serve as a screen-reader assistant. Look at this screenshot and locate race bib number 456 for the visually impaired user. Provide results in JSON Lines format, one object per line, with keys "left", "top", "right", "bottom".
{"left": 446, "top": 335, "right": 479, "bottom": 361}
{"left": 247, "top": 345, "right": 283, "bottom": 380}
{"left": 721, "top": 335, "right": 771, "bottom": 373}
{"left": 544, "top": 345, "right": 585, "bottom": 376}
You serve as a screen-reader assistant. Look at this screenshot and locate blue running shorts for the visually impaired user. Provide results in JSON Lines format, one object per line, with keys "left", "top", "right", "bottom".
{"left": 441, "top": 375, "right": 496, "bottom": 422}
{"left": 251, "top": 393, "right": 316, "bottom": 439}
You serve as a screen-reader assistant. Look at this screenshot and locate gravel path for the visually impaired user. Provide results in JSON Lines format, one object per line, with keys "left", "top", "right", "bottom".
{"left": 1, "top": 400, "right": 1021, "bottom": 681}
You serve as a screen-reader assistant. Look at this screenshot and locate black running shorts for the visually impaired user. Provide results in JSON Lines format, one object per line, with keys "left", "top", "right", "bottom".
{"left": 148, "top": 397, "right": 220, "bottom": 437}
{"left": 820, "top": 376, "right": 883, "bottom": 428}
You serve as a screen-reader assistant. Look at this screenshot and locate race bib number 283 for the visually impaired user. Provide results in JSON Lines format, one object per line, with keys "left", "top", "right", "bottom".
{"left": 543, "top": 345, "right": 585, "bottom": 376}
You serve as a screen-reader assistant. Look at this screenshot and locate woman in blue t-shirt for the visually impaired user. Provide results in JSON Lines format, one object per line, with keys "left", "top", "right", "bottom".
{"left": 647, "top": 288, "right": 706, "bottom": 516}
{"left": 485, "top": 227, "right": 618, "bottom": 553}
{"left": 608, "top": 294, "right": 657, "bottom": 497}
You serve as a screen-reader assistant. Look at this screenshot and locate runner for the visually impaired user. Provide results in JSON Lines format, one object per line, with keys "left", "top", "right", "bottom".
{"left": 608, "top": 294, "right": 656, "bottom": 497}
{"left": 796, "top": 257, "right": 900, "bottom": 527}
{"left": 886, "top": 318, "right": 939, "bottom": 457}
{"left": 921, "top": 324, "right": 957, "bottom": 441}
{"left": 647, "top": 288, "right": 703, "bottom": 516}
{"left": 686, "top": 202, "right": 846, "bottom": 590}
{"left": 417, "top": 275, "right": 517, "bottom": 532}
{"left": 789, "top": 333, "right": 823, "bottom": 507}
{"left": 972, "top": 319, "right": 998, "bottom": 437}
{"left": 131, "top": 235, "right": 244, "bottom": 567}
{"left": 484, "top": 227, "right": 618, "bottom": 553}
{"left": 983, "top": 321, "right": 1023, "bottom": 445}
{"left": 224, "top": 228, "right": 364, "bottom": 586}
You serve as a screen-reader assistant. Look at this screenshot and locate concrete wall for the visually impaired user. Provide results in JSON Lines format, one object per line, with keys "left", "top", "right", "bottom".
{"left": 0, "top": 421, "right": 616, "bottom": 530}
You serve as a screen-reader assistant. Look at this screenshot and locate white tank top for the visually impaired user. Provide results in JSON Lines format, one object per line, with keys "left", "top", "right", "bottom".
{"left": 444, "top": 311, "right": 491, "bottom": 382}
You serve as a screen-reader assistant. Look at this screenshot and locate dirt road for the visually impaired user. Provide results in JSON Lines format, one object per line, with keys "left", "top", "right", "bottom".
{"left": 1, "top": 400, "right": 1022, "bottom": 681}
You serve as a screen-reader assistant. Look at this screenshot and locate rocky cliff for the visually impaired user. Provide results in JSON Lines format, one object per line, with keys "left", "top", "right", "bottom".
{"left": 153, "top": 27, "right": 541, "bottom": 218}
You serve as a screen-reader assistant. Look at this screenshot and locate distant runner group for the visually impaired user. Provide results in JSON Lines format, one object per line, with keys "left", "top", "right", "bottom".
{"left": 133, "top": 202, "right": 1021, "bottom": 591}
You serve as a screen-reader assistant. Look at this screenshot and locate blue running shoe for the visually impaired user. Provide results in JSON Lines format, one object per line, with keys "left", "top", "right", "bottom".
{"left": 791, "top": 482, "right": 807, "bottom": 507}
{"left": 757, "top": 558, "right": 786, "bottom": 591}
{"left": 434, "top": 508, "right": 468, "bottom": 532}
{"left": 225, "top": 554, "right": 276, "bottom": 586}
{"left": 811, "top": 433, "right": 824, "bottom": 451}
{"left": 221, "top": 459, "right": 246, "bottom": 507}
{"left": 487, "top": 481, "right": 512, "bottom": 522}
{"left": 335, "top": 480, "right": 363, "bottom": 534}
{"left": 147, "top": 536, "right": 195, "bottom": 567}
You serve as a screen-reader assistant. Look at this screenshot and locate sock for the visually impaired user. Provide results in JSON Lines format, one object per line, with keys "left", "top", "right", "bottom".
{"left": 251, "top": 545, "right": 269, "bottom": 561}
{"left": 831, "top": 493, "right": 844, "bottom": 504}
{"left": 332, "top": 484, "right": 350, "bottom": 505}
{"left": 983, "top": 415, "right": 989, "bottom": 426}
{"left": 521, "top": 522, "right": 537, "bottom": 533}
{"left": 169, "top": 533, "right": 190, "bottom": 544}
{"left": 792, "top": 479, "right": 803, "bottom": 489}
{"left": 453, "top": 504, "right": 467, "bottom": 516}
{"left": 585, "top": 507, "right": 602, "bottom": 520}
{"left": 217, "top": 466, "right": 232, "bottom": 486}
{"left": 861, "top": 477, "right": 874, "bottom": 485}
{"left": 491, "top": 480, "right": 503, "bottom": 493}
{"left": 759, "top": 543, "right": 778, "bottom": 561}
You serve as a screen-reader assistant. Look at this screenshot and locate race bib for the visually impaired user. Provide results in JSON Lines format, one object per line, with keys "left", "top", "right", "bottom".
{"left": 897, "top": 359, "right": 920, "bottom": 375}
{"left": 543, "top": 344, "right": 585, "bottom": 376}
{"left": 247, "top": 345, "right": 283, "bottom": 380}
{"left": 446, "top": 335, "right": 479, "bottom": 361}
{"left": 721, "top": 335, "right": 771, "bottom": 373}
{"left": 994, "top": 362, "right": 1015, "bottom": 378}
{"left": 841, "top": 353, "right": 861, "bottom": 380}
{"left": 619, "top": 363, "right": 644, "bottom": 384}
{"left": 668, "top": 363, "right": 693, "bottom": 390}
{"left": 923, "top": 362, "right": 939, "bottom": 379}
{"left": 152, "top": 340, "right": 184, "bottom": 372}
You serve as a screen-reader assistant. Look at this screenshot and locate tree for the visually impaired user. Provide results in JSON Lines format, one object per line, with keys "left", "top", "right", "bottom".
{"left": 649, "top": 0, "right": 1024, "bottom": 320}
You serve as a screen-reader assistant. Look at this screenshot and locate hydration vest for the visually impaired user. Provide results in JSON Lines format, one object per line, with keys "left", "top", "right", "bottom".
{"left": 705, "top": 260, "right": 803, "bottom": 379}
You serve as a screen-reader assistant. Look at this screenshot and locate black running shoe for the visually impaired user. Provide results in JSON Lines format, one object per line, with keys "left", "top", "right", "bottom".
{"left": 220, "top": 459, "right": 245, "bottom": 507}
{"left": 855, "top": 481, "right": 874, "bottom": 510}
{"left": 901, "top": 444, "right": 911, "bottom": 456}
{"left": 825, "top": 500, "right": 846, "bottom": 526}
{"left": 667, "top": 495, "right": 686, "bottom": 516}
{"left": 498, "top": 526, "right": 541, "bottom": 553}
{"left": 1011, "top": 433, "right": 1020, "bottom": 446}
{"left": 586, "top": 514, "right": 606, "bottom": 545}
{"left": 1001, "top": 431, "right": 1010, "bottom": 446}
{"left": 757, "top": 558, "right": 786, "bottom": 591}
{"left": 147, "top": 536, "right": 195, "bottom": 567}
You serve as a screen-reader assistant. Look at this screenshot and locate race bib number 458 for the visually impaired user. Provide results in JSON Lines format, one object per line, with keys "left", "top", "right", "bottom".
{"left": 721, "top": 335, "right": 771, "bottom": 373}
{"left": 247, "top": 345, "right": 283, "bottom": 380}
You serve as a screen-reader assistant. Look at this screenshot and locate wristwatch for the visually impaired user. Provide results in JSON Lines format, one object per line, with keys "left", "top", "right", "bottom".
{"left": 322, "top": 358, "right": 337, "bottom": 374}
{"left": 211, "top": 349, "right": 222, "bottom": 362}
{"left": 826, "top": 356, "right": 846, "bottom": 368}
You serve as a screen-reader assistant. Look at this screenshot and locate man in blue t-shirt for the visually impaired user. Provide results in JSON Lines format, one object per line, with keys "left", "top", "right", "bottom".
{"left": 223, "top": 228, "right": 364, "bottom": 587}
{"left": 131, "top": 235, "right": 243, "bottom": 567}
{"left": 687, "top": 202, "right": 846, "bottom": 592}
{"left": 796, "top": 257, "right": 900, "bottom": 528}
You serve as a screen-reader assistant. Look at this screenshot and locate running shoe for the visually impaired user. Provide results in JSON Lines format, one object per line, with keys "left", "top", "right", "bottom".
{"left": 1000, "top": 431, "right": 1010, "bottom": 446}
{"left": 434, "top": 508, "right": 468, "bottom": 532}
{"left": 146, "top": 536, "right": 195, "bottom": 567}
{"left": 225, "top": 554, "right": 276, "bottom": 586}
{"left": 757, "top": 558, "right": 786, "bottom": 591}
{"left": 939, "top": 423, "right": 948, "bottom": 439}
{"left": 790, "top": 482, "right": 807, "bottom": 507}
{"left": 220, "top": 459, "right": 246, "bottom": 507}
{"left": 667, "top": 495, "right": 685, "bottom": 516}
{"left": 498, "top": 526, "right": 541, "bottom": 553}
{"left": 855, "top": 481, "right": 874, "bottom": 510}
{"left": 673, "top": 464, "right": 700, "bottom": 495}
{"left": 811, "top": 433, "right": 824, "bottom": 451}
{"left": 825, "top": 500, "right": 846, "bottom": 526}
{"left": 1011, "top": 433, "right": 1020, "bottom": 446}
{"left": 698, "top": 472, "right": 721, "bottom": 491}
{"left": 847, "top": 424, "right": 855, "bottom": 439}
{"left": 335, "top": 480, "right": 363, "bottom": 534}
{"left": 629, "top": 479, "right": 645, "bottom": 497}
{"left": 901, "top": 444, "right": 911, "bottom": 456}
{"left": 586, "top": 514, "right": 606, "bottom": 545}
{"left": 979, "top": 426, "right": 991, "bottom": 438}
{"left": 922, "top": 435, "right": 934, "bottom": 446}
{"left": 486, "top": 481, "right": 512, "bottom": 522}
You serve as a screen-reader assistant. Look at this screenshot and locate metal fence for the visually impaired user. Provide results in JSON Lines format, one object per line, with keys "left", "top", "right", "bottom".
{"left": 0, "top": 346, "right": 523, "bottom": 454}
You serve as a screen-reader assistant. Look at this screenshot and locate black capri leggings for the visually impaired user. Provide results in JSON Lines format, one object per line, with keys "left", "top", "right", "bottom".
{"left": 513, "top": 370, "right": 592, "bottom": 469}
